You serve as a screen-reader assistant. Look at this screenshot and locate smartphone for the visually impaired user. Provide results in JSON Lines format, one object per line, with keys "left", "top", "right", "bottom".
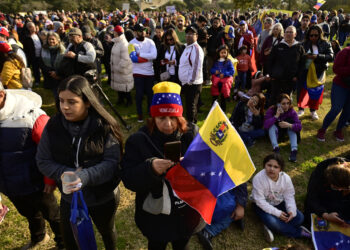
{"left": 277, "top": 103, "right": 284, "bottom": 113}
{"left": 164, "top": 141, "right": 181, "bottom": 163}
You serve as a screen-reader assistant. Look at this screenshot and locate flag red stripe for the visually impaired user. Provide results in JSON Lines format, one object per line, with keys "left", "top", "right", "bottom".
{"left": 166, "top": 163, "right": 217, "bottom": 224}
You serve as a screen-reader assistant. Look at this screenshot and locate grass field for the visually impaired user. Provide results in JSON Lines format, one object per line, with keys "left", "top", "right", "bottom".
{"left": 0, "top": 61, "right": 349, "bottom": 250}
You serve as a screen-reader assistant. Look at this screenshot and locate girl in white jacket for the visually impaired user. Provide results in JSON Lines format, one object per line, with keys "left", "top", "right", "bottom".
{"left": 252, "top": 154, "right": 311, "bottom": 242}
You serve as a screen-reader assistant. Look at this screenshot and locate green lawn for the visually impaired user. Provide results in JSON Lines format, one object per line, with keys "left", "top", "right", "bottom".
{"left": 0, "top": 64, "right": 349, "bottom": 250}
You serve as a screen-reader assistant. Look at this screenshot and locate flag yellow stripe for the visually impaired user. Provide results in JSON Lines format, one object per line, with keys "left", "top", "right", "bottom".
{"left": 199, "top": 103, "right": 255, "bottom": 186}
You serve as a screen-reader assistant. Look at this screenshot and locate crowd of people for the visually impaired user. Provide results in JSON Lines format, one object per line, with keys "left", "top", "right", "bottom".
{"left": 0, "top": 7, "right": 349, "bottom": 250}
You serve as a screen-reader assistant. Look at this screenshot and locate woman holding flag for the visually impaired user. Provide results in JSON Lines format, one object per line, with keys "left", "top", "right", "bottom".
{"left": 121, "top": 82, "right": 201, "bottom": 250}
{"left": 297, "top": 25, "right": 333, "bottom": 121}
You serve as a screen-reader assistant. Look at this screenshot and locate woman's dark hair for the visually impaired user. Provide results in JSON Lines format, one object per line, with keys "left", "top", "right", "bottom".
{"left": 263, "top": 153, "right": 285, "bottom": 171}
{"left": 147, "top": 116, "right": 188, "bottom": 135}
{"left": 325, "top": 160, "right": 350, "bottom": 188}
{"left": 57, "top": 75, "right": 123, "bottom": 150}
{"left": 305, "top": 25, "right": 325, "bottom": 42}
{"left": 252, "top": 93, "right": 266, "bottom": 116}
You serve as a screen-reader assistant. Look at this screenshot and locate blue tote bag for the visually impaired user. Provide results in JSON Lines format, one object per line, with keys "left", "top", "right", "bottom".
{"left": 70, "top": 190, "right": 97, "bottom": 250}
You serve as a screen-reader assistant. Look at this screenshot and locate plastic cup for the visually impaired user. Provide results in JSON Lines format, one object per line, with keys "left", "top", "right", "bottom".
{"left": 61, "top": 171, "right": 78, "bottom": 194}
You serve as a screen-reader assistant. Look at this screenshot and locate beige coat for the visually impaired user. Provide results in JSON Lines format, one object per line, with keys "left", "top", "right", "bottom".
{"left": 110, "top": 34, "right": 134, "bottom": 92}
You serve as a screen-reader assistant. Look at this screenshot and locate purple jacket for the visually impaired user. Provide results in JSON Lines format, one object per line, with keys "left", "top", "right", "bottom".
{"left": 264, "top": 107, "right": 302, "bottom": 132}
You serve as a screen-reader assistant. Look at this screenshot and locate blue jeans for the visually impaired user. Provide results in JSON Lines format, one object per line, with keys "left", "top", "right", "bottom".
{"left": 268, "top": 124, "right": 298, "bottom": 151}
{"left": 134, "top": 76, "right": 155, "bottom": 116}
{"left": 236, "top": 71, "right": 247, "bottom": 90}
{"left": 322, "top": 83, "right": 350, "bottom": 131}
{"left": 205, "top": 191, "right": 236, "bottom": 237}
{"left": 239, "top": 129, "right": 265, "bottom": 147}
{"left": 254, "top": 202, "right": 304, "bottom": 238}
{"left": 339, "top": 31, "right": 349, "bottom": 46}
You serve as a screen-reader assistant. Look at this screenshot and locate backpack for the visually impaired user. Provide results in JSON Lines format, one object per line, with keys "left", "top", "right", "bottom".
{"left": 20, "top": 67, "right": 33, "bottom": 89}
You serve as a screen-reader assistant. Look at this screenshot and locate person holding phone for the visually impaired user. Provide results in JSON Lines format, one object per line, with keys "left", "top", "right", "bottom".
{"left": 304, "top": 157, "right": 350, "bottom": 228}
{"left": 264, "top": 94, "right": 302, "bottom": 162}
{"left": 121, "top": 81, "right": 201, "bottom": 250}
{"left": 252, "top": 154, "right": 311, "bottom": 243}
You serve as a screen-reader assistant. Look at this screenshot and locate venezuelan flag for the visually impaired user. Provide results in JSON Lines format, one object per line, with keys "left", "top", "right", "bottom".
{"left": 313, "top": 0, "right": 326, "bottom": 10}
{"left": 166, "top": 102, "right": 256, "bottom": 224}
{"left": 311, "top": 214, "right": 350, "bottom": 250}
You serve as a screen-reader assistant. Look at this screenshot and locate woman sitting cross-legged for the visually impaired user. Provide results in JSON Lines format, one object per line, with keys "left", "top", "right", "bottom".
{"left": 252, "top": 154, "right": 311, "bottom": 243}
{"left": 264, "top": 94, "right": 302, "bottom": 162}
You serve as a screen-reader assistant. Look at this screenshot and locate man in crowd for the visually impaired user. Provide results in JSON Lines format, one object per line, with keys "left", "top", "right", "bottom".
{"left": 179, "top": 25, "right": 204, "bottom": 124}
{"left": 81, "top": 25, "right": 104, "bottom": 74}
{"left": 296, "top": 14, "right": 310, "bottom": 42}
{"left": 128, "top": 23, "right": 157, "bottom": 122}
{"left": 175, "top": 15, "right": 186, "bottom": 44}
{"left": 0, "top": 83, "right": 63, "bottom": 249}
{"left": 267, "top": 26, "right": 305, "bottom": 106}
{"left": 21, "top": 22, "right": 41, "bottom": 85}
{"left": 63, "top": 27, "right": 96, "bottom": 77}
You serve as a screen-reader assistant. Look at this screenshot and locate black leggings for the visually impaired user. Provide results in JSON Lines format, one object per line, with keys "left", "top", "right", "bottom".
{"left": 60, "top": 196, "right": 117, "bottom": 250}
{"left": 148, "top": 237, "right": 191, "bottom": 250}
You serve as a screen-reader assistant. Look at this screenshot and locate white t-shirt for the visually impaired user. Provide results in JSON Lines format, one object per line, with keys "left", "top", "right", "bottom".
{"left": 31, "top": 34, "right": 42, "bottom": 57}
{"left": 165, "top": 45, "right": 176, "bottom": 75}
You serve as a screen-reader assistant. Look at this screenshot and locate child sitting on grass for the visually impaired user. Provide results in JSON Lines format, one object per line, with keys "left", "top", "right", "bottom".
{"left": 252, "top": 154, "right": 311, "bottom": 243}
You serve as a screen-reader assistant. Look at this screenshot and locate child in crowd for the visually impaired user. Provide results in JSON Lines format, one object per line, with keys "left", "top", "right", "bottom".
{"left": 0, "top": 194, "right": 9, "bottom": 223}
{"left": 210, "top": 44, "right": 234, "bottom": 112}
{"left": 252, "top": 154, "right": 311, "bottom": 243}
{"left": 264, "top": 94, "right": 302, "bottom": 162}
{"left": 235, "top": 45, "right": 253, "bottom": 91}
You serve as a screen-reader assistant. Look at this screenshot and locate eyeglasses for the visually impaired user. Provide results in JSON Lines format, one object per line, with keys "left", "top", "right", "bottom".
{"left": 330, "top": 184, "right": 350, "bottom": 191}
{"left": 167, "top": 38, "right": 174, "bottom": 42}
{"left": 310, "top": 34, "right": 319, "bottom": 38}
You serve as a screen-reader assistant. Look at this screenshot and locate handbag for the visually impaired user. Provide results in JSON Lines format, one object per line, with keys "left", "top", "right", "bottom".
{"left": 70, "top": 190, "right": 97, "bottom": 250}
{"left": 160, "top": 48, "right": 176, "bottom": 81}
{"left": 142, "top": 181, "right": 171, "bottom": 215}
{"left": 20, "top": 67, "right": 33, "bottom": 89}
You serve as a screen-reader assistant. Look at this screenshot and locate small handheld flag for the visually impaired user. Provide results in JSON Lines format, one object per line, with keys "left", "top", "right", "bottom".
{"left": 313, "top": 0, "right": 326, "bottom": 10}
{"left": 166, "top": 102, "right": 256, "bottom": 224}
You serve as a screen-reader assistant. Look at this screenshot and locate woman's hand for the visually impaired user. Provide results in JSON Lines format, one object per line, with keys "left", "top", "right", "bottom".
{"left": 152, "top": 159, "right": 174, "bottom": 176}
{"left": 67, "top": 177, "right": 82, "bottom": 192}
{"left": 279, "top": 211, "right": 290, "bottom": 222}
{"left": 278, "top": 121, "right": 292, "bottom": 129}
{"left": 231, "top": 204, "right": 245, "bottom": 220}
{"left": 264, "top": 48, "right": 271, "bottom": 55}
{"left": 275, "top": 107, "right": 283, "bottom": 118}
{"left": 323, "top": 212, "right": 349, "bottom": 227}
{"left": 285, "top": 211, "right": 294, "bottom": 223}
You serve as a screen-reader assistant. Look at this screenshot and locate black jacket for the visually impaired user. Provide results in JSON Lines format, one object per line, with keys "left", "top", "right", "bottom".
{"left": 302, "top": 39, "right": 334, "bottom": 76}
{"left": 267, "top": 40, "right": 305, "bottom": 81}
{"left": 121, "top": 124, "right": 201, "bottom": 241}
{"left": 230, "top": 101, "right": 264, "bottom": 131}
{"left": 155, "top": 43, "right": 185, "bottom": 83}
{"left": 304, "top": 157, "right": 350, "bottom": 226}
{"left": 207, "top": 26, "right": 224, "bottom": 57}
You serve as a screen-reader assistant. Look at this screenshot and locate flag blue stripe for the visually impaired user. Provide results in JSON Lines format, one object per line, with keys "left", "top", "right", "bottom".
{"left": 181, "top": 133, "right": 236, "bottom": 197}
{"left": 151, "top": 93, "right": 182, "bottom": 106}
{"left": 314, "top": 231, "right": 350, "bottom": 250}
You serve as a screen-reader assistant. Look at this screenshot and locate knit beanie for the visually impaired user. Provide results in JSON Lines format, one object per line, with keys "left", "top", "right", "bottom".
{"left": 150, "top": 82, "right": 183, "bottom": 117}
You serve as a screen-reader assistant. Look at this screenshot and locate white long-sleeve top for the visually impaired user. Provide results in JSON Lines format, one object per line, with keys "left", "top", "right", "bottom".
{"left": 252, "top": 169, "right": 297, "bottom": 218}
{"left": 129, "top": 37, "right": 157, "bottom": 76}
{"left": 178, "top": 42, "right": 204, "bottom": 85}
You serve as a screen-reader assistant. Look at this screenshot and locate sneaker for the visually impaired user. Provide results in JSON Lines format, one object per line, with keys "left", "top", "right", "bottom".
{"left": 300, "top": 226, "right": 311, "bottom": 238}
{"left": 311, "top": 111, "right": 319, "bottom": 120}
{"left": 196, "top": 229, "right": 213, "bottom": 250}
{"left": 22, "top": 233, "right": 50, "bottom": 250}
{"left": 0, "top": 205, "right": 9, "bottom": 224}
{"left": 297, "top": 110, "right": 305, "bottom": 117}
{"left": 137, "top": 114, "right": 144, "bottom": 123}
{"left": 204, "top": 80, "right": 212, "bottom": 86}
{"left": 263, "top": 225, "right": 274, "bottom": 243}
{"left": 334, "top": 130, "right": 344, "bottom": 142}
{"left": 289, "top": 150, "right": 298, "bottom": 163}
{"left": 273, "top": 147, "right": 280, "bottom": 154}
{"left": 316, "top": 128, "right": 326, "bottom": 142}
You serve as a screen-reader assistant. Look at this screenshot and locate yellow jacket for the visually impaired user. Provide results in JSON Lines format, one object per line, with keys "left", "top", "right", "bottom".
{"left": 1, "top": 59, "right": 23, "bottom": 89}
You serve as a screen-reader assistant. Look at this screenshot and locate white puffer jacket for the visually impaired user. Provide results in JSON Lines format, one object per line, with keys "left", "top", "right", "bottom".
{"left": 110, "top": 34, "right": 134, "bottom": 92}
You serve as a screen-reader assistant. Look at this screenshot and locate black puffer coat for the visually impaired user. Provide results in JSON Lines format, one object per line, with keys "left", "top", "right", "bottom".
{"left": 121, "top": 124, "right": 201, "bottom": 241}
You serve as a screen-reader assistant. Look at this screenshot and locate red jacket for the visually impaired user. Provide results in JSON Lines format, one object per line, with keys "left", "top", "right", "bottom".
{"left": 333, "top": 46, "right": 350, "bottom": 89}
{"left": 236, "top": 54, "right": 253, "bottom": 72}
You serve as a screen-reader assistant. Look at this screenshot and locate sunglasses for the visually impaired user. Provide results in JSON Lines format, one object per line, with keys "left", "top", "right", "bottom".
{"left": 167, "top": 38, "right": 174, "bottom": 42}
{"left": 310, "top": 34, "right": 319, "bottom": 37}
